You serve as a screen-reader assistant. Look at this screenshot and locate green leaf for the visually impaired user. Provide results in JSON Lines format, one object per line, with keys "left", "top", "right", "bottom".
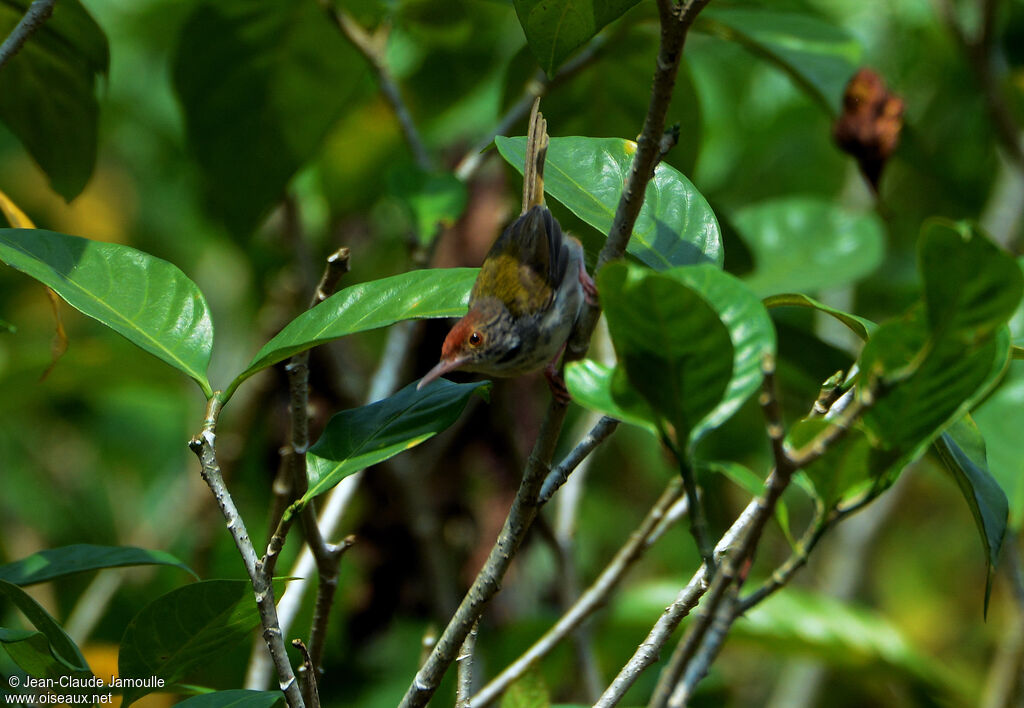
{"left": 665, "top": 264, "right": 776, "bottom": 443}
{"left": 861, "top": 313, "right": 1011, "bottom": 460}
{"left": 229, "top": 268, "right": 476, "bottom": 399}
{"left": 390, "top": 170, "right": 468, "bottom": 246}
{"left": 575, "top": 264, "right": 776, "bottom": 452}
{"left": 764, "top": 292, "right": 875, "bottom": 341}
{"left": 0, "top": 0, "right": 108, "bottom": 199}
{"left": 118, "top": 580, "right": 266, "bottom": 706}
{"left": 0, "top": 229, "right": 214, "bottom": 396}
{"left": 495, "top": 136, "right": 722, "bottom": 270}
{"left": 974, "top": 360, "right": 1024, "bottom": 529}
{"left": 0, "top": 544, "right": 196, "bottom": 586}
{"left": 303, "top": 379, "right": 489, "bottom": 505}
{"left": 173, "top": 690, "right": 284, "bottom": 708}
{"left": 860, "top": 222, "right": 1021, "bottom": 464}
{"left": 172, "top": 0, "right": 368, "bottom": 235}
{"left": 573, "top": 262, "right": 770, "bottom": 450}
{"left": 933, "top": 416, "right": 1008, "bottom": 614}
{"left": 696, "top": 8, "right": 861, "bottom": 115}
{"left": 500, "top": 665, "right": 551, "bottom": 708}
{"left": 0, "top": 580, "right": 90, "bottom": 678}
{"left": 921, "top": 220, "right": 1024, "bottom": 341}
{"left": 739, "top": 589, "right": 969, "bottom": 701}
{"left": 512, "top": 0, "right": 640, "bottom": 76}
{"left": 0, "top": 627, "right": 65, "bottom": 679}
{"left": 790, "top": 419, "right": 873, "bottom": 507}
{"left": 732, "top": 197, "right": 885, "bottom": 297}
{"left": 613, "top": 583, "right": 967, "bottom": 700}
{"left": 564, "top": 359, "right": 657, "bottom": 436}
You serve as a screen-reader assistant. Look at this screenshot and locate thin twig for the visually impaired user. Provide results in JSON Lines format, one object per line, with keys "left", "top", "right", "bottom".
{"left": 399, "top": 0, "right": 708, "bottom": 702}
{"left": 189, "top": 398, "right": 304, "bottom": 708}
{"left": 667, "top": 588, "right": 737, "bottom": 707}
{"left": 934, "top": 0, "right": 1024, "bottom": 172}
{"left": 320, "top": 2, "right": 433, "bottom": 171}
{"left": 472, "top": 478, "right": 684, "bottom": 707}
{"left": 539, "top": 416, "right": 620, "bottom": 503}
{"left": 280, "top": 248, "right": 352, "bottom": 703}
{"left": 456, "top": 621, "right": 480, "bottom": 708}
{"left": 0, "top": 0, "right": 56, "bottom": 72}
{"left": 671, "top": 446, "right": 715, "bottom": 571}
{"left": 594, "top": 501, "right": 759, "bottom": 708}
{"left": 453, "top": 35, "right": 612, "bottom": 182}
{"left": 291, "top": 640, "right": 320, "bottom": 708}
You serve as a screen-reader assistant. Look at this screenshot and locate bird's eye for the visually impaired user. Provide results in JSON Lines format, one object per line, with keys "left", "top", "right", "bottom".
{"left": 468, "top": 331, "right": 483, "bottom": 347}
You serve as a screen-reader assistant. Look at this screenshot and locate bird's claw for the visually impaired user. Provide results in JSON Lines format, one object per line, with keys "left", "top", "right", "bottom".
{"left": 579, "top": 263, "right": 599, "bottom": 307}
{"left": 545, "top": 362, "right": 572, "bottom": 405}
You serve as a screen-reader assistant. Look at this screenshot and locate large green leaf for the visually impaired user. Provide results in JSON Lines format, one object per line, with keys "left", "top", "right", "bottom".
{"left": 228, "top": 268, "right": 477, "bottom": 399}
{"left": 495, "top": 136, "right": 722, "bottom": 270}
{"left": 118, "top": 580, "right": 266, "bottom": 706}
{"left": 790, "top": 419, "right": 873, "bottom": 507}
{"left": 0, "top": 544, "right": 195, "bottom": 586}
{"left": 599, "top": 262, "right": 733, "bottom": 453}
{"left": 933, "top": 416, "right": 1008, "bottom": 614}
{"left": 303, "top": 379, "right": 489, "bottom": 505}
{"left": 921, "top": 221, "right": 1024, "bottom": 340}
{"left": 0, "top": 0, "right": 108, "bottom": 199}
{"left": 172, "top": 0, "right": 367, "bottom": 235}
{"left": 0, "top": 229, "right": 214, "bottom": 396}
{"left": 764, "top": 292, "right": 875, "bottom": 341}
{"left": 860, "top": 222, "right": 1021, "bottom": 457}
{"left": 174, "top": 691, "right": 284, "bottom": 708}
{"left": 732, "top": 197, "right": 884, "bottom": 297}
{"left": 512, "top": 0, "right": 641, "bottom": 76}
{"left": 564, "top": 359, "right": 657, "bottom": 436}
{"left": 860, "top": 313, "right": 1011, "bottom": 459}
{"left": 974, "top": 361, "right": 1024, "bottom": 529}
{"left": 667, "top": 264, "right": 776, "bottom": 443}
{"left": 0, "top": 580, "right": 90, "bottom": 679}
{"left": 696, "top": 8, "right": 861, "bottom": 115}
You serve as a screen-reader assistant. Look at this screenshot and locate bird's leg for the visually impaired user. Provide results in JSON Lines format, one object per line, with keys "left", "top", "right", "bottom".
{"left": 544, "top": 340, "right": 571, "bottom": 405}
{"left": 579, "top": 260, "right": 599, "bottom": 307}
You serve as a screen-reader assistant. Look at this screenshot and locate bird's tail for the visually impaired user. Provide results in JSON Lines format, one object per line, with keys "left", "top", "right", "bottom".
{"left": 521, "top": 97, "right": 549, "bottom": 214}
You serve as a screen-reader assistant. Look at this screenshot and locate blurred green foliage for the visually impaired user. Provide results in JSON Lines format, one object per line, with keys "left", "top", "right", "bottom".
{"left": 1, "top": 0, "right": 1023, "bottom": 705}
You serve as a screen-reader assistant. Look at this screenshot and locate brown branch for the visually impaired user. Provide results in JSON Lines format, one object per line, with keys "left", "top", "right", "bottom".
{"left": 0, "top": 0, "right": 56, "bottom": 72}
{"left": 189, "top": 397, "right": 304, "bottom": 708}
{"left": 397, "top": 1, "right": 711, "bottom": 704}
{"left": 320, "top": 2, "right": 433, "bottom": 171}
{"left": 472, "top": 478, "right": 685, "bottom": 706}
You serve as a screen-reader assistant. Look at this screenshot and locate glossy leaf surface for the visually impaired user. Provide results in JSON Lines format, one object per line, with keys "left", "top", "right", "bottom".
{"left": 513, "top": 0, "right": 641, "bottom": 75}
{"left": 0, "top": 229, "right": 214, "bottom": 396}
{"left": 0, "top": 544, "right": 195, "bottom": 586}
{"left": 0, "top": 0, "right": 108, "bottom": 199}
{"left": 232, "top": 268, "right": 477, "bottom": 397}
{"left": 118, "top": 580, "right": 265, "bottom": 706}
{"left": 564, "top": 359, "right": 658, "bottom": 436}
{"left": 974, "top": 361, "right": 1024, "bottom": 529}
{"left": 764, "top": 293, "right": 875, "bottom": 341}
{"left": 733, "top": 197, "right": 884, "bottom": 297}
{"left": 933, "top": 416, "right": 1007, "bottom": 613}
{"left": 496, "top": 136, "right": 722, "bottom": 270}
{"left": 304, "top": 380, "right": 490, "bottom": 505}
{"left": 173, "top": 0, "right": 367, "bottom": 234}
{"left": 0, "top": 579, "right": 90, "bottom": 678}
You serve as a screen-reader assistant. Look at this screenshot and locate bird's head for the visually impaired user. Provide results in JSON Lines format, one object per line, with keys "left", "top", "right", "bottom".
{"left": 417, "top": 299, "right": 519, "bottom": 389}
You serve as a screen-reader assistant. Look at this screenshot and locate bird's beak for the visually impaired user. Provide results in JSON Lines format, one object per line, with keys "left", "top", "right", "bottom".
{"left": 417, "top": 356, "right": 470, "bottom": 390}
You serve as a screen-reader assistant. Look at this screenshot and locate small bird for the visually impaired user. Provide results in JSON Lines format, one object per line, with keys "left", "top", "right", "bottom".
{"left": 418, "top": 100, "right": 597, "bottom": 401}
